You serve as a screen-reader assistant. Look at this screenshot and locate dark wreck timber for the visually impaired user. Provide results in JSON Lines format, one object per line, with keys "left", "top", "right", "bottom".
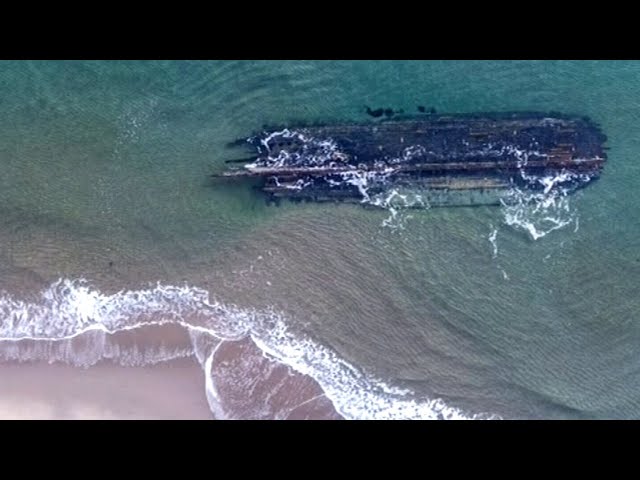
{"left": 214, "top": 112, "right": 608, "bottom": 207}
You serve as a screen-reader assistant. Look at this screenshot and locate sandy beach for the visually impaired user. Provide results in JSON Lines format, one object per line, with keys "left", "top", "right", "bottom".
{"left": 0, "top": 358, "right": 212, "bottom": 420}
{"left": 0, "top": 338, "right": 344, "bottom": 420}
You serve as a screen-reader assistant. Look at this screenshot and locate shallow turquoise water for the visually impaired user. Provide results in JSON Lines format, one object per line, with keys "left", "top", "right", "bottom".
{"left": 1, "top": 60, "right": 639, "bottom": 419}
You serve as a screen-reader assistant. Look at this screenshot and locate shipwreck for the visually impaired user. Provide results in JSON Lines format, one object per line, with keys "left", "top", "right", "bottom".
{"left": 213, "top": 111, "right": 608, "bottom": 207}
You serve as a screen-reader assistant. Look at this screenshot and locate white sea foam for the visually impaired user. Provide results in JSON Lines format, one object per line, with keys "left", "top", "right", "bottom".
{"left": 252, "top": 132, "right": 430, "bottom": 229}
{"left": 0, "top": 278, "right": 497, "bottom": 420}
{"left": 374, "top": 189, "right": 426, "bottom": 230}
{"left": 488, "top": 226, "right": 499, "bottom": 258}
{"left": 253, "top": 129, "right": 343, "bottom": 168}
{"left": 499, "top": 169, "right": 590, "bottom": 241}
{"left": 337, "top": 169, "right": 426, "bottom": 229}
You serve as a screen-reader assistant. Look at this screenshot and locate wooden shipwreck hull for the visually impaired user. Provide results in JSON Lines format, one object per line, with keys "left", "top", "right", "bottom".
{"left": 214, "top": 112, "right": 608, "bottom": 207}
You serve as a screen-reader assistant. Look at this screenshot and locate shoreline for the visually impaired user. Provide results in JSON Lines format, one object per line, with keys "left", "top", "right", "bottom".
{"left": 0, "top": 336, "right": 345, "bottom": 420}
{"left": 0, "top": 278, "right": 347, "bottom": 420}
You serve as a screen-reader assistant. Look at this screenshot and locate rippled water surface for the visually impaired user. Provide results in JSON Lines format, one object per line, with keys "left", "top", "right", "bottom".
{"left": 1, "top": 60, "right": 639, "bottom": 419}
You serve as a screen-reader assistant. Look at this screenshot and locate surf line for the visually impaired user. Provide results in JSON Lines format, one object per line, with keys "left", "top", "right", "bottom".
{"left": 0, "top": 278, "right": 497, "bottom": 420}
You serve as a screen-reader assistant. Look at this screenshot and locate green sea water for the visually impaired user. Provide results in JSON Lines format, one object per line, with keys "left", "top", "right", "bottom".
{"left": 1, "top": 60, "right": 639, "bottom": 419}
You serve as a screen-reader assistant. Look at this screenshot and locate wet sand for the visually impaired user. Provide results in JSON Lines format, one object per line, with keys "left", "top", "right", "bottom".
{"left": 0, "top": 310, "right": 344, "bottom": 420}
{"left": 0, "top": 339, "right": 345, "bottom": 420}
{"left": 206, "top": 337, "right": 343, "bottom": 420}
{"left": 0, "top": 358, "right": 212, "bottom": 419}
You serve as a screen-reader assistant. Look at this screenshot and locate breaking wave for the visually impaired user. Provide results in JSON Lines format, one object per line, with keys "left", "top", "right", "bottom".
{"left": 0, "top": 278, "right": 498, "bottom": 420}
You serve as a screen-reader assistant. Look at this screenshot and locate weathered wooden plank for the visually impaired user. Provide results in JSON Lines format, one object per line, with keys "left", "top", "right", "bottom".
{"left": 218, "top": 158, "right": 605, "bottom": 178}
{"left": 214, "top": 112, "right": 608, "bottom": 206}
